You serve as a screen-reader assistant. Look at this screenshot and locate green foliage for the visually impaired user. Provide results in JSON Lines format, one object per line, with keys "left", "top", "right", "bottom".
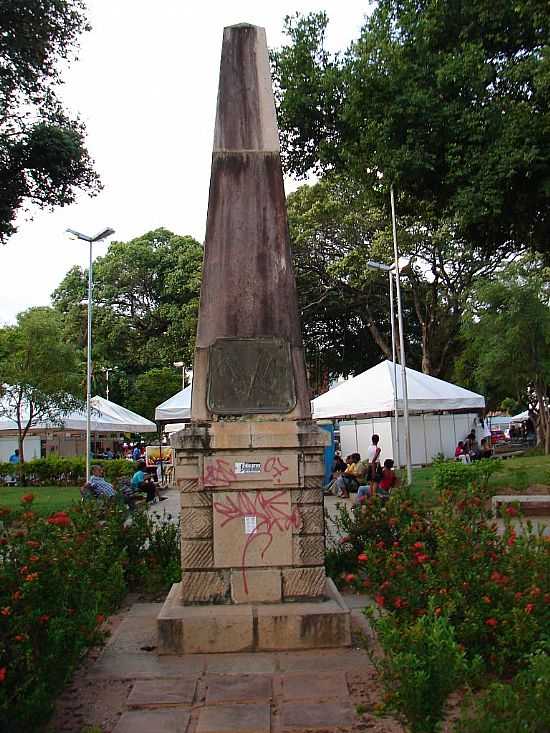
{"left": 0, "top": 498, "right": 180, "bottom": 731}
{"left": 0, "top": 0, "right": 100, "bottom": 241}
{"left": 370, "top": 607, "right": 470, "bottom": 733}
{"left": 127, "top": 368, "right": 182, "bottom": 421}
{"left": 0, "top": 308, "right": 84, "bottom": 461}
{"left": 52, "top": 229, "right": 202, "bottom": 404}
{"left": 456, "top": 648, "right": 550, "bottom": 733}
{"left": 272, "top": 1, "right": 550, "bottom": 256}
{"left": 431, "top": 460, "right": 501, "bottom": 494}
{"left": 0, "top": 457, "right": 134, "bottom": 486}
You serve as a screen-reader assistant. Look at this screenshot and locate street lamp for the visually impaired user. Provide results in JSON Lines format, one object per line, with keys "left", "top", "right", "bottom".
{"left": 100, "top": 366, "right": 118, "bottom": 401}
{"left": 67, "top": 227, "right": 115, "bottom": 480}
{"left": 173, "top": 361, "right": 186, "bottom": 390}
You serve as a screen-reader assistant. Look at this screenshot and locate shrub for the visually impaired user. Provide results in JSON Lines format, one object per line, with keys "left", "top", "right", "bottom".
{"left": 0, "top": 457, "right": 134, "bottom": 486}
{"left": 431, "top": 460, "right": 501, "bottom": 494}
{"left": 369, "top": 605, "right": 471, "bottom": 733}
{"left": 0, "top": 497, "right": 180, "bottom": 732}
{"left": 456, "top": 647, "right": 550, "bottom": 733}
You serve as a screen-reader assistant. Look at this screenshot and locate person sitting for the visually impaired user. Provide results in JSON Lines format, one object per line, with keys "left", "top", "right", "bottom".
{"left": 455, "top": 441, "right": 470, "bottom": 463}
{"left": 82, "top": 464, "right": 117, "bottom": 499}
{"left": 131, "top": 461, "right": 167, "bottom": 503}
{"left": 333, "top": 453, "right": 362, "bottom": 498}
{"left": 377, "top": 458, "right": 399, "bottom": 498}
{"left": 464, "top": 431, "right": 481, "bottom": 460}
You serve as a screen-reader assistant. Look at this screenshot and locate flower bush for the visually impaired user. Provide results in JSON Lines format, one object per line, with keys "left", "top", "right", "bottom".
{"left": 329, "top": 483, "right": 550, "bottom": 731}
{"left": 0, "top": 496, "right": 180, "bottom": 732}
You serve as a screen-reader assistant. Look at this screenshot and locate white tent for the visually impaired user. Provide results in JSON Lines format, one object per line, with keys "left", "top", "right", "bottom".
{"left": 312, "top": 361, "right": 485, "bottom": 466}
{"left": 0, "top": 395, "right": 156, "bottom": 433}
{"left": 154, "top": 384, "right": 192, "bottom": 423}
{"left": 510, "top": 410, "right": 530, "bottom": 423}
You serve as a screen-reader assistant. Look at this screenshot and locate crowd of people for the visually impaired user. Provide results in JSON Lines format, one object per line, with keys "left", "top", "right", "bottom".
{"left": 327, "top": 434, "right": 400, "bottom": 502}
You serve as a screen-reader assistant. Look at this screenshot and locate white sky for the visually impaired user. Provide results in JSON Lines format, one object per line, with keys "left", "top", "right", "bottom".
{"left": 0, "top": 1, "right": 369, "bottom": 325}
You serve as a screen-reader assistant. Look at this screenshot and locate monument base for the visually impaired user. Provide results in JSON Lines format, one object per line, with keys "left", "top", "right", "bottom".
{"left": 157, "top": 578, "right": 351, "bottom": 654}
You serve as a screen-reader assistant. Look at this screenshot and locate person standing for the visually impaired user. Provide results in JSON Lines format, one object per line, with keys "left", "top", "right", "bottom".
{"left": 366, "top": 434, "right": 382, "bottom": 496}
{"left": 8, "top": 449, "right": 19, "bottom": 464}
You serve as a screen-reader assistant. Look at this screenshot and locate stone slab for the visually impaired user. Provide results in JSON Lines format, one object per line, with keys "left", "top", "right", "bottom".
{"left": 205, "top": 674, "right": 272, "bottom": 704}
{"left": 281, "top": 672, "right": 348, "bottom": 701}
{"left": 197, "top": 703, "right": 270, "bottom": 733}
{"left": 205, "top": 653, "right": 278, "bottom": 675}
{"left": 127, "top": 677, "right": 198, "bottom": 708}
{"left": 281, "top": 701, "right": 354, "bottom": 731}
{"left": 256, "top": 600, "right": 351, "bottom": 651}
{"left": 231, "top": 568, "right": 282, "bottom": 604}
{"left": 180, "top": 570, "right": 229, "bottom": 603}
{"left": 88, "top": 650, "right": 206, "bottom": 679}
{"left": 213, "top": 490, "right": 294, "bottom": 567}
{"left": 113, "top": 709, "right": 191, "bottom": 733}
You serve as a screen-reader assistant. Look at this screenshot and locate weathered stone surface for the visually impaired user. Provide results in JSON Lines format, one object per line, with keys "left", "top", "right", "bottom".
{"left": 291, "top": 488, "right": 322, "bottom": 504}
{"left": 292, "top": 535, "right": 325, "bottom": 566}
{"left": 213, "top": 490, "right": 294, "bottom": 568}
{"left": 281, "top": 671, "right": 348, "bottom": 701}
{"left": 197, "top": 703, "right": 270, "bottom": 733}
{"left": 256, "top": 600, "right": 351, "bottom": 651}
{"left": 203, "top": 452, "right": 299, "bottom": 488}
{"left": 205, "top": 674, "right": 272, "bottom": 704}
{"left": 181, "top": 507, "right": 213, "bottom": 539}
{"left": 181, "top": 539, "right": 214, "bottom": 569}
{"left": 127, "top": 677, "right": 198, "bottom": 708}
{"left": 181, "top": 490, "right": 212, "bottom": 508}
{"left": 281, "top": 702, "right": 354, "bottom": 731}
{"left": 294, "top": 505, "right": 324, "bottom": 535}
{"left": 282, "top": 567, "right": 325, "bottom": 599}
{"left": 113, "top": 709, "right": 191, "bottom": 733}
{"left": 180, "top": 571, "right": 228, "bottom": 603}
{"left": 231, "top": 568, "right": 282, "bottom": 604}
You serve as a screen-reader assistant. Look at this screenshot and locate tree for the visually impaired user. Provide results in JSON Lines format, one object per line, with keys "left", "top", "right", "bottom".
{"left": 52, "top": 228, "right": 203, "bottom": 405}
{"left": 272, "top": 3, "right": 550, "bottom": 256}
{"left": 126, "top": 368, "right": 182, "bottom": 422}
{"left": 0, "top": 308, "right": 83, "bottom": 461}
{"left": 289, "top": 176, "right": 508, "bottom": 381}
{"left": 455, "top": 258, "right": 550, "bottom": 451}
{"left": 0, "top": 0, "right": 100, "bottom": 242}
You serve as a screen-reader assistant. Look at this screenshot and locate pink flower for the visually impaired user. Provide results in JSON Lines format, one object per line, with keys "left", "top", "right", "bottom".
{"left": 485, "top": 617, "right": 498, "bottom": 627}
{"left": 357, "top": 553, "right": 368, "bottom": 563}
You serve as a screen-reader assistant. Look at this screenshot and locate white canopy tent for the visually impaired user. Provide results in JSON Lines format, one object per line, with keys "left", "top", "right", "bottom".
{"left": 312, "top": 361, "right": 485, "bottom": 466}
{"left": 510, "top": 410, "right": 530, "bottom": 423}
{"left": 0, "top": 395, "right": 157, "bottom": 434}
{"left": 154, "top": 384, "right": 192, "bottom": 424}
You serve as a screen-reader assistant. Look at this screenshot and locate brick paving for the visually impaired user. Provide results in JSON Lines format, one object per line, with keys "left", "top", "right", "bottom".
{"left": 49, "top": 599, "right": 404, "bottom": 733}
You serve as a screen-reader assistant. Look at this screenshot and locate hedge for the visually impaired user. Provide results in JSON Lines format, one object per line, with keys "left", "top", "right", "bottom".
{"left": 0, "top": 457, "right": 135, "bottom": 486}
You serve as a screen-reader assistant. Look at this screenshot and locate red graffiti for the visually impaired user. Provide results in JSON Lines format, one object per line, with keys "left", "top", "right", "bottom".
{"left": 204, "top": 459, "right": 236, "bottom": 487}
{"left": 264, "top": 456, "right": 289, "bottom": 482}
{"left": 213, "top": 490, "right": 300, "bottom": 594}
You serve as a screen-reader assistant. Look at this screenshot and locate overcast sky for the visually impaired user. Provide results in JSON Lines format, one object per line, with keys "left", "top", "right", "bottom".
{"left": 0, "top": 1, "right": 369, "bottom": 325}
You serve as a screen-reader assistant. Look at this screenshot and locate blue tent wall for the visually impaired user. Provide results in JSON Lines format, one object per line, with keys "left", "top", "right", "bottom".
{"left": 319, "top": 423, "right": 335, "bottom": 486}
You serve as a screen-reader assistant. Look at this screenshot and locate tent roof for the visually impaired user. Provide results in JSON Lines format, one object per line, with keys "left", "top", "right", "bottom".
{"left": 311, "top": 360, "right": 485, "bottom": 420}
{"left": 0, "top": 395, "right": 156, "bottom": 433}
{"left": 510, "top": 410, "right": 530, "bottom": 423}
{"left": 154, "top": 384, "right": 192, "bottom": 423}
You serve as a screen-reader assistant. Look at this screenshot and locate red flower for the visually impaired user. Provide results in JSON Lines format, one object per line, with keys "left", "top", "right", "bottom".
{"left": 393, "top": 596, "right": 407, "bottom": 609}
{"left": 485, "top": 617, "right": 498, "bottom": 628}
{"left": 12, "top": 591, "right": 22, "bottom": 601}
{"left": 357, "top": 553, "right": 368, "bottom": 563}
{"left": 96, "top": 614, "right": 106, "bottom": 625}
{"left": 413, "top": 541, "right": 424, "bottom": 549}
{"left": 525, "top": 603, "right": 535, "bottom": 615}
{"left": 482, "top": 595, "right": 492, "bottom": 605}
{"left": 38, "top": 614, "right": 49, "bottom": 624}
{"left": 21, "top": 494, "right": 34, "bottom": 504}
{"left": 0, "top": 538, "right": 7, "bottom": 545}
{"left": 514, "top": 592, "right": 523, "bottom": 602}
{"left": 0, "top": 668, "right": 5, "bottom": 683}
{"left": 415, "top": 553, "right": 429, "bottom": 564}
{"left": 530, "top": 587, "right": 541, "bottom": 598}
{"left": 14, "top": 634, "right": 26, "bottom": 642}
{"left": 375, "top": 594, "right": 385, "bottom": 607}
{"left": 507, "top": 531, "right": 516, "bottom": 547}
{"left": 505, "top": 506, "right": 518, "bottom": 517}
{"left": 26, "top": 540, "right": 40, "bottom": 549}
{"left": 47, "top": 511, "right": 71, "bottom": 527}
{"left": 1, "top": 607, "right": 11, "bottom": 617}
{"left": 29, "top": 554, "right": 39, "bottom": 563}
{"left": 344, "top": 573, "right": 356, "bottom": 583}
{"left": 434, "top": 607, "right": 442, "bottom": 617}
{"left": 375, "top": 540, "right": 386, "bottom": 550}
{"left": 24, "top": 572, "right": 39, "bottom": 582}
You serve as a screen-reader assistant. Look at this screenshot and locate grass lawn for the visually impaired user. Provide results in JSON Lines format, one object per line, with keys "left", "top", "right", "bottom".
{"left": 407, "top": 453, "right": 550, "bottom": 504}
{"left": 0, "top": 486, "right": 81, "bottom": 515}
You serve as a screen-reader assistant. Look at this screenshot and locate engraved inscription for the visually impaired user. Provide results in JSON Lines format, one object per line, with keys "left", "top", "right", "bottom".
{"left": 207, "top": 337, "right": 296, "bottom": 414}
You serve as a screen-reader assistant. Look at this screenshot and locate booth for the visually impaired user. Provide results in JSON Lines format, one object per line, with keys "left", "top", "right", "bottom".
{"left": 311, "top": 360, "right": 486, "bottom": 466}
{"left": 154, "top": 384, "right": 192, "bottom": 433}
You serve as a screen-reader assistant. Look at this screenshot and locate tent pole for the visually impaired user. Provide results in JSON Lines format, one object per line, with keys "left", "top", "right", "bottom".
{"left": 389, "top": 269, "right": 400, "bottom": 466}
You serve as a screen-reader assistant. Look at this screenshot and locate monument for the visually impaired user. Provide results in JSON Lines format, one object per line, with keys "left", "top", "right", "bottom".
{"left": 157, "top": 23, "right": 351, "bottom": 653}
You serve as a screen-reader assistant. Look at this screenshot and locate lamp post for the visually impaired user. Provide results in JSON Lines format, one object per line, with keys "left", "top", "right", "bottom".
{"left": 173, "top": 361, "right": 186, "bottom": 390}
{"left": 67, "top": 228, "right": 115, "bottom": 480}
{"left": 100, "top": 367, "right": 117, "bottom": 400}
{"left": 366, "top": 260, "right": 400, "bottom": 470}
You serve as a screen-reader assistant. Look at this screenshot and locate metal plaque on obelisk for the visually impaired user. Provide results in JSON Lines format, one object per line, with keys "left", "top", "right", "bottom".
{"left": 157, "top": 24, "right": 350, "bottom": 653}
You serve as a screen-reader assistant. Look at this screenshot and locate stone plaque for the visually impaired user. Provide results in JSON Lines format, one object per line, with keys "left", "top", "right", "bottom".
{"left": 207, "top": 337, "right": 296, "bottom": 414}
{"left": 212, "top": 489, "right": 295, "bottom": 567}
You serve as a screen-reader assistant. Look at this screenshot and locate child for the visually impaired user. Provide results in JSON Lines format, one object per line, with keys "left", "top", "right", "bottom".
{"left": 377, "top": 459, "right": 399, "bottom": 499}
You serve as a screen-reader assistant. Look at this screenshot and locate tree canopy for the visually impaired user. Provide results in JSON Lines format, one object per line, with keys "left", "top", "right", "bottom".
{"left": 0, "top": 307, "right": 83, "bottom": 461}
{"left": 52, "top": 228, "right": 202, "bottom": 407}
{"left": 272, "top": 1, "right": 550, "bottom": 256}
{"left": 0, "top": 0, "right": 100, "bottom": 242}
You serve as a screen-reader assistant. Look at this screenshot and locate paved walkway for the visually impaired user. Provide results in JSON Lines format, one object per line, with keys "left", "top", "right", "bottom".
{"left": 49, "top": 596, "right": 402, "bottom": 733}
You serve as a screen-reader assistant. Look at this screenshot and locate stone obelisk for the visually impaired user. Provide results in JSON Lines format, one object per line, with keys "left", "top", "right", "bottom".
{"left": 158, "top": 24, "right": 350, "bottom": 653}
